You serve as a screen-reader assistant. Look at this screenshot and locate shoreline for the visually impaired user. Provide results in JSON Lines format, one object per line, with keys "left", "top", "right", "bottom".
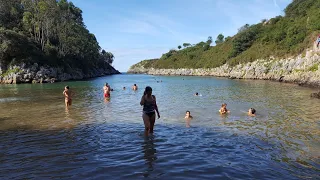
{"left": 128, "top": 49, "right": 320, "bottom": 89}
{"left": 128, "top": 72, "right": 320, "bottom": 98}
{"left": 0, "top": 63, "right": 120, "bottom": 85}
{"left": 129, "top": 71, "right": 320, "bottom": 89}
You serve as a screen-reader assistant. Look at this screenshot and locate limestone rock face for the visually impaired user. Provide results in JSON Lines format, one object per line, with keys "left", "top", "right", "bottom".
{"left": 128, "top": 49, "right": 320, "bottom": 88}
{"left": 1, "top": 63, "right": 120, "bottom": 84}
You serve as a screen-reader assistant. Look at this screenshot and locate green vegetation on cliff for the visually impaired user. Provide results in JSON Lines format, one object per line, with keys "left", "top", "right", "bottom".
{"left": 0, "top": 0, "right": 115, "bottom": 73}
{"left": 132, "top": 0, "right": 320, "bottom": 70}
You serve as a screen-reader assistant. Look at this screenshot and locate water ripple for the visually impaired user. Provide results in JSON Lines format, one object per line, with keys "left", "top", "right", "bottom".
{"left": 0, "top": 75, "right": 319, "bottom": 179}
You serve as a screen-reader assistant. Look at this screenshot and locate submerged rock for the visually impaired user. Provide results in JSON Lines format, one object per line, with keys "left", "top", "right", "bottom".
{"left": 311, "top": 91, "right": 320, "bottom": 99}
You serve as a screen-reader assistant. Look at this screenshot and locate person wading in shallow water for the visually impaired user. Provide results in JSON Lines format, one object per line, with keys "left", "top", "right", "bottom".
{"left": 103, "top": 83, "right": 111, "bottom": 99}
{"left": 140, "top": 86, "right": 160, "bottom": 136}
{"left": 185, "top": 111, "right": 193, "bottom": 128}
{"left": 132, "top": 84, "right": 138, "bottom": 91}
{"left": 63, "top": 86, "right": 72, "bottom": 107}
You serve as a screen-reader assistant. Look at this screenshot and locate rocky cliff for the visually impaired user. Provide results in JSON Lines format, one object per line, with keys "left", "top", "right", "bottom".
{"left": 0, "top": 63, "right": 120, "bottom": 84}
{"left": 128, "top": 44, "right": 320, "bottom": 87}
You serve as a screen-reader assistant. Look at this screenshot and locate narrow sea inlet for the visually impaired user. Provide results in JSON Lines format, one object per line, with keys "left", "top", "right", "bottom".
{"left": 0, "top": 74, "right": 319, "bottom": 179}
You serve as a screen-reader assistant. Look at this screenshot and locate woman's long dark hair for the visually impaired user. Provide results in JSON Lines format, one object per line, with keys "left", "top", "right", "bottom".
{"left": 144, "top": 86, "right": 152, "bottom": 95}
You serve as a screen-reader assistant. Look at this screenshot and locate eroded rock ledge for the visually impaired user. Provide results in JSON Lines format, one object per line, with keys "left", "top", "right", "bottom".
{"left": 0, "top": 63, "right": 120, "bottom": 84}
{"left": 128, "top": 49, "right": 320, "bottom": 87}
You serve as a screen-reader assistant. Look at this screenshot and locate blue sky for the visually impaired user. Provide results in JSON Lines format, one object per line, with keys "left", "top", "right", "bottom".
{"left": 72, "top": 0, "right": 292, "bottom": 72}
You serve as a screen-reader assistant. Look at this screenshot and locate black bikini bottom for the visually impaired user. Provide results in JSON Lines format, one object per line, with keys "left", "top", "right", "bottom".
{"left": 145, "top": 112, "right": 155, "bottom": 118}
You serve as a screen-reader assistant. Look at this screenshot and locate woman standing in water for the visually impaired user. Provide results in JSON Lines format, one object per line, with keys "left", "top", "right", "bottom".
{"left": 140, "top": 86, "right": 160, "bottom": 136}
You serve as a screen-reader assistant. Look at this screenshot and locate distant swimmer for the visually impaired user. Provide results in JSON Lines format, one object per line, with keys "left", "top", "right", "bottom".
{"left": 194, "top": 92, "right": 202, "bottom": 96}
{"left": 123, "top": 87, "right": 126, "bottom": 90}
{"left": 103, "top": 83, "right": 110, "bottom": 99}
{"left": 63, "top": 86, "right": 72, "bottom": 107}
{"left": 185, "top": 111, "right": 193, "bottom": 128}
{"left": 140, "top": 86, "right": 160, "bottom": 136}
{"left": 132, "top": 84, "right": 138, "bottom": 91}
{"left": 219, "top": 103, "right": 230, "bottom": 114}
{"left": 248, "top": 108, "right": 256, "bottom": 117}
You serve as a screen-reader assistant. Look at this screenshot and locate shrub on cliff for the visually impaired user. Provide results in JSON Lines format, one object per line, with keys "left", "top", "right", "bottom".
{"left": 0, "top": 30, "right": 43, "bottom": 67}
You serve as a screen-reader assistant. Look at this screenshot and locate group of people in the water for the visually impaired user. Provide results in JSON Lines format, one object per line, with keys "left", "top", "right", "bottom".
{"left": 62, "top": 83, "right": 139, "bottom": 106}
{"left": 62, "top": 81, "right": 256, "bottom": 135}
{"left": 218, "top": 103, "right": 256, "bottom": 116}
{"left": 192, "top": 93, "right": 256, "bottom": 117}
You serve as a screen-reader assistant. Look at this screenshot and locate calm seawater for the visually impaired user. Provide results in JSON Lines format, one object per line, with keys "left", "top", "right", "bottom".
{"left": 0, "top": 74, "right": 319, "bottom": 179}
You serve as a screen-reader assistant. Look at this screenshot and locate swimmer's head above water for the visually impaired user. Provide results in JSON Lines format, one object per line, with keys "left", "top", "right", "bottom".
{"left": 219, "top": 103, "right": 229, "bottom": 114}
{"left": 185, "top": 111, "right": 193, "bottom": 118}
{"left": 195, "top": 92, "right": 199, "bottom": 96}
{"left": 248, "top": 108, "right": 256, "bottom": 116}
{"left": 186, "top": 110, "right": 190, "bottom": 115}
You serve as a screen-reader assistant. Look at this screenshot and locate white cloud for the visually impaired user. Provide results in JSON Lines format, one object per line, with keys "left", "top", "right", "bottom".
{"left": 113, "top": 11, "right": 205, "bottom": 43}
{"left": 110, "top": 47, "right": 169, "bottom": 72}
{"left": 273, "top": 0, "right": 280, "bottom": 9}
{"left": 215, "top": 0, "right": 285, "bottom": 36}
{"left": 115, "top": 17, "right": 160, "bottom": 36}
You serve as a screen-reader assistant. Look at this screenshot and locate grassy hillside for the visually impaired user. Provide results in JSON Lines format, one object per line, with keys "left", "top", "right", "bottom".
{"left": 132, "top": 0, "right": 320, "bottom": 69}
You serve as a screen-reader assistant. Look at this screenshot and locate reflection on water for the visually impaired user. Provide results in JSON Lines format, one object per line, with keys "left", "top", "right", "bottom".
{"left": 0, "top": 74, "right": 319, "bottom": 179}
{"left": 142, "top": 136, "right": 157, "bottom": 178}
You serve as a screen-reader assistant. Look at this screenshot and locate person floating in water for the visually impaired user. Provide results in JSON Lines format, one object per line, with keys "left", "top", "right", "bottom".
{"left": 219, "top": 103, "right": 230, "bottom": 114}
{"left": 103, "top": 83, "right": 111, "bottom": 99}
{"left": 132, "top": 84, "right": 138, "bottom": 91}
{"left": 248, "top": 108, "right": 256, "bottom": 117}
{"left": 63, "top": 86, "right": 72, "bottom": 107}
{"left": 185, "top": 111, "right": 193, "bottom": 128}
{"left": 194, "top": 92, "right": 199, "bottom": 96}
{"left": 140, "top": 86, "right": 160, "bottom": 136}
{"left": 317, "top": 34, "right": 320, "bottom": 48}
{"left": 123, "top": 87, "right": 126, "bottom": 90}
